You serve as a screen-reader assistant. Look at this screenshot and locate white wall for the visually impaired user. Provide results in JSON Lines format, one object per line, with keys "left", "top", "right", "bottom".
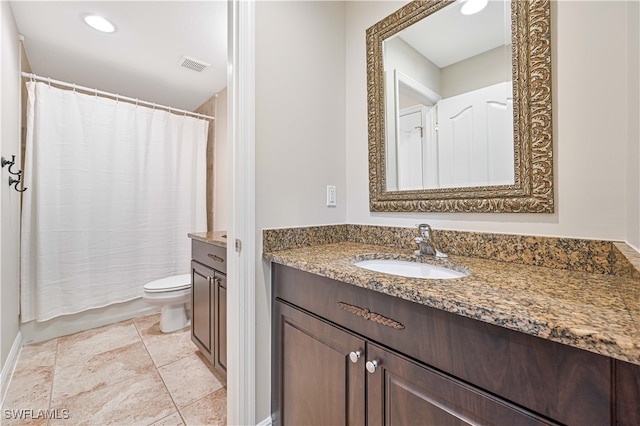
{"left": 254, "top": 1, "right": 346, "bottom": 420}
{"left": 0, "top": 0, "right": 22, "bottom": 369}
{"left": 627, "top": 0, "right": 640, "bottom": 250}
{"left": 250, "top": 1, "right": 638, "bottom": 420}
{"left": 346, "top": 1, "right": 635, "bottom": 242}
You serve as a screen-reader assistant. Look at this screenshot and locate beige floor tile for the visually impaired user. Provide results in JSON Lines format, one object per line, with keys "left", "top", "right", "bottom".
{"left": 2, "top": 364, "right": 53, "bottom": 413}
{"left": 50, "top": 341, "right": 155, "bottom": 403}
{"left": 144, "top": 329, "right": 198, "bottom": 368}
{"left": 0, "top": 410, "right": 50, "bottom": 426}
{"left": 180, "top": 388, "right": 227, "bottom": 426}
{"left": 49, "top": 369, "right": 176, "bottom": 426}
{"left": 150, "top": 411, "right": 186, "bottom": 426}
{"left": 56, "top": 320, "right": 141, "bottom": 367}
{"left": 1, "top": 338, "right": 58, "bottom": 425}
{"left": 1, "top": 363, "right": 53, "bottom": 426}
{"left": 158, "top": 354, "right": 223, "bottom": 408}
{"left": 16, "top": 338, "right": 58, "bottom": 368}
{"left": 4, "top": 313, "right": 225, "bottom": 426}
{"left": 135, "top": 314, "right": 198, "bottom": 367}
{"left": 133, "top": 313, "right": 163, "bottom": 338}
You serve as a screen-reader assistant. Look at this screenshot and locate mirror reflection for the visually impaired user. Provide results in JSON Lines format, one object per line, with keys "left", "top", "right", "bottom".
{"left": 383, "top": 0, "right": 514, "bottom": 191}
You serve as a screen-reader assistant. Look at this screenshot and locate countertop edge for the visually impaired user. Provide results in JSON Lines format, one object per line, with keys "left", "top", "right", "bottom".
{"left": 264, "top": 243, "right": 640, "bottom": 366}
{"left": 188, "top": 231, "right": 227, "bottom": 248}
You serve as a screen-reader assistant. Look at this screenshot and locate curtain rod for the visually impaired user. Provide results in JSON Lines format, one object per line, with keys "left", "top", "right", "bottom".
{"left": 21, "top": 72, "right": 215, "bottom": 121}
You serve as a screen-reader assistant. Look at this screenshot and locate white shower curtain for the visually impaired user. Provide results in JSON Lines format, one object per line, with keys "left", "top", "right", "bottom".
{"left": 21, "top": 81, "right": 208, "bottom": 322}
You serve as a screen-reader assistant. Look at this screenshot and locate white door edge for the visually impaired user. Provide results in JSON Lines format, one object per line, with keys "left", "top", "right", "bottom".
{"left": 227, "top": 0, "right": 256, "bottom": 424}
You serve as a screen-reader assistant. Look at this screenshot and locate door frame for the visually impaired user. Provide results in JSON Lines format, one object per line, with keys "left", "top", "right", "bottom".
{"left": 227, "top": 0, "right": 256, "bottom": 424}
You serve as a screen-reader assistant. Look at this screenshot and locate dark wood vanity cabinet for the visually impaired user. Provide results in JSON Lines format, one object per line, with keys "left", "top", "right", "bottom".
{"left": 616, "top": 359, "right": 640, "bottom": 425}
{"left": 191, "top": 240, "right": 226, "bottom": 380}
{"left": 273, "top": 301, "right": 366, "bottom": 426}
{"left": 272, "top": 264, "right": 639, "bottom": 426}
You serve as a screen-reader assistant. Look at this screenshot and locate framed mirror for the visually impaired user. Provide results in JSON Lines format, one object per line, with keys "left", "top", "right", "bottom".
{"left": 367, "top": 0, "right": 553, "bottom": 213}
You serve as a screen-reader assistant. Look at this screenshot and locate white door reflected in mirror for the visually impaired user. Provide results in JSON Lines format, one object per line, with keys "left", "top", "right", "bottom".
{"left": 383, "top": 0, "right": 514, "bottom": 192}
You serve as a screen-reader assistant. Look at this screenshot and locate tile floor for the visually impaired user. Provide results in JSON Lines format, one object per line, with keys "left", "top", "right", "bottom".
{"left": 1, "top": 313, "right": 226, "bottom": 426}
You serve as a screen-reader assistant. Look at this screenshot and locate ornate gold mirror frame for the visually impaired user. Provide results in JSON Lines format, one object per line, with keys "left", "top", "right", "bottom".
{"left": 367, "top": 0, "right": 553, "bottom": 213}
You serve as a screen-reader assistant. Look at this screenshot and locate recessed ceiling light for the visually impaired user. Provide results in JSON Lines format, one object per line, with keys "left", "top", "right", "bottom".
{"left": 82, "top": 14, "right": 116, "bottom": 33}
{"left": 460, "top": 0, "right": 488, "bottom": 15}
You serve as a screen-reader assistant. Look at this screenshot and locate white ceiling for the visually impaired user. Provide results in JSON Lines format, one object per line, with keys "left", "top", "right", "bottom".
{"left": 397, "top": 0, "right": 511, "bottom": 68}
{"left": 9, "top": 1, "right": 227, "bottom": 112}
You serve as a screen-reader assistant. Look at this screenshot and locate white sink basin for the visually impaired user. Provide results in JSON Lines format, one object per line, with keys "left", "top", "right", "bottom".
{"left": 354, "top": 259, "right": 468, "bottom": 280}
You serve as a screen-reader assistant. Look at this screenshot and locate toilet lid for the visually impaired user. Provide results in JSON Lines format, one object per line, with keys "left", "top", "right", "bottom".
{"left": 143, "top": 274, "right": 191, "bottom": 293}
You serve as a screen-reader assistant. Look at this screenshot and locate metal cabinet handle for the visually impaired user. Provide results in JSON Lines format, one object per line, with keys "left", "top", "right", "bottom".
{"left": 349, "top": 351, "right": 361, "bottom": 364}
{"left": 207, "top": 253, "right": 224, "bottom": 263}
{"left": 366, "top": 360, "right": 379, "bottom": 374}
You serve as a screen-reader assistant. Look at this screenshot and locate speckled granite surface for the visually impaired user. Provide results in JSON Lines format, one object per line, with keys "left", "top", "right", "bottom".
{"left": 612, "top": 242, "right": 640, "bottom": 280}
{"left": 264, "top": 224, "right": 639, "bottom": 277}
{"left": 264, "top": 241, "right": 640, "bottom": 365}
{"left": 188, "top": 231, "right": 227, "bottom": 248}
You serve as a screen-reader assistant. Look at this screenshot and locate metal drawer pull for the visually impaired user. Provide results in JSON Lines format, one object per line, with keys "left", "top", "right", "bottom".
{"left": 349, "top": 351, "right": 361, "bottom": 363}
{"left": 337, "top": 302, "right": 405, "bottom": 330}
{"left": 207, "top": 254, "right": 224, "bottom": 263}
{"left": 366, "top": 360, "right": 378, "bottom": 374}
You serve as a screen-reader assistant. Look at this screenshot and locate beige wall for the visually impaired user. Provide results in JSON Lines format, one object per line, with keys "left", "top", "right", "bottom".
{"left": 195, "top": 88, "right": 228, "bottom": 233}
{"left": 254, "top": 1, "right": 347, "bottom": 419}
{"left": 195, "top": 94, "right": 216, "bottom": 231}
{"left": 1, "top": 0, "right": 22, "bottom": 370}
{"left": 214, "top": 88, "right": 228, "bottom": 232}
{"left": 441, "top": 44, "right": 511, "bottom": 98}
{"left": 345, "top": 1, "right": 636, "bottom": 243}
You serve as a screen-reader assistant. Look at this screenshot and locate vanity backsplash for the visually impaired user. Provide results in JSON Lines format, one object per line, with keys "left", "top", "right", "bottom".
{"left": 263, "top": 224, "right": 639, "bottom": 279}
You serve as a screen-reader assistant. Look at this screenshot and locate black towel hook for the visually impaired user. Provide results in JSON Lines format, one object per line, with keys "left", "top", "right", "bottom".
{"left": 8, "top": 172, "right": 27, "bottom": 193}
{"left": 1, "top": 155, "right": 21, "bottom": 176}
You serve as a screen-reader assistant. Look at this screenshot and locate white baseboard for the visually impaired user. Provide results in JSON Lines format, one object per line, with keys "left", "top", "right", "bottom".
{"left": 256, "top": 416, "right": 273, "bottom": 426}
{"left": 0, "top": 331, "right": 23, "bottom": 407}
{"left": 21, "top": 298, "right": 159, "bottom": 344}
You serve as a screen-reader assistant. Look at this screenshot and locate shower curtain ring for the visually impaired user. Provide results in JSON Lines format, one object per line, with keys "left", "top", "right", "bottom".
{"left": 47, "top": 77, "right": 51, "bottom": 88}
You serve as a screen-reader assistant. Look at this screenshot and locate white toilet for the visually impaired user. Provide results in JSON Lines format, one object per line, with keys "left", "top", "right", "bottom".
{"left": 142, "top": 274, "right": 191, "bottom": 333}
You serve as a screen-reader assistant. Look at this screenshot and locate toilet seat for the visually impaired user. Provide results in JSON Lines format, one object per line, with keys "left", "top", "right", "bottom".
{"left": 143, "top": 274, "right": 191, "bottom": 293}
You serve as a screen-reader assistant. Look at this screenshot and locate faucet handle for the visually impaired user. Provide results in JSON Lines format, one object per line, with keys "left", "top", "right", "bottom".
{"left": 416, "top": 224, "right": 433, "bottom": 237}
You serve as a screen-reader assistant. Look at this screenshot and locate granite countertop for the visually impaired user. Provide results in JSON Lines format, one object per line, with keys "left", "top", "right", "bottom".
{"left": 188, "top": 231, "right": 227, "bottom": 248}
{"left": 264, "top": 242, "right": 640, "bottom": 366}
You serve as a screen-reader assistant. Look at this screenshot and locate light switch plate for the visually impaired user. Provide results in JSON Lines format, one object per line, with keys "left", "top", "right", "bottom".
{"left": 327, "top": 185, "right": 336, "bottom": 207}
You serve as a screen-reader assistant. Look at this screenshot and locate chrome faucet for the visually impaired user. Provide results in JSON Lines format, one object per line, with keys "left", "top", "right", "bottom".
{"left": 414, "top": 224, "right": 448, "bottom": 258}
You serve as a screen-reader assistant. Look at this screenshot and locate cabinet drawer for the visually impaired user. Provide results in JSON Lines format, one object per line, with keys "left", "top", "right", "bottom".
{"left": 192, "top": 240, "right": 226, "bottom": 273}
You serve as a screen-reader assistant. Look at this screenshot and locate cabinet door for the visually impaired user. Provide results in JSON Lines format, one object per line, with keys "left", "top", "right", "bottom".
{"left": 214, "top": 272, "right": 227, "bottom": 376}
{"left": 273, "top": 300, "right": 366, "bottom": 426}
{"left": 616, "top": 360, "right": 640, "bottom": 425}
{"left": 191, "top": 261, "right": 213, "bottom": 358}
{"left": 366, "top": 343, "right": 556, "bottom": 426}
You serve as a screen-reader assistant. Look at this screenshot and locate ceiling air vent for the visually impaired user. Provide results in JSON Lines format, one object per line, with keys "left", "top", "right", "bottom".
{"left": 179, "top": 56, "right": 210, "bottom": 73}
